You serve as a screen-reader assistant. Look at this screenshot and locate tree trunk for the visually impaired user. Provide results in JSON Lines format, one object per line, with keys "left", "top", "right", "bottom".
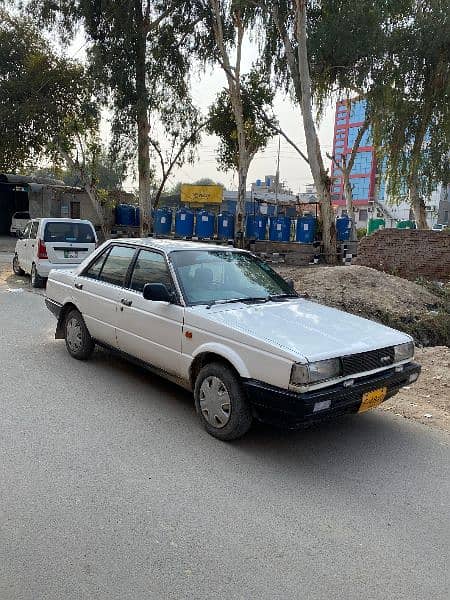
{"left": 409, "top": 179, "right": 428, "bottom": 229}
{"left": 342, "top": 169, "right": 357, "bottom": 241}
{"left": 209, "top": 1, "right": 248, "bottom": 242}
{"left": 294, "top": 1, "right": 336, "bottom": 263}
{"left": 135, "top": 1, "right": 152, "bottom": 237}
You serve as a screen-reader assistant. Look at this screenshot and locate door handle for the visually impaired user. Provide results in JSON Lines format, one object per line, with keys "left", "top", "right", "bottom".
{"left": 120, "top": 298, "right": 132, "bottom": 306}
{"left": 74, "top": 282, "right": 83, "bottom": 290}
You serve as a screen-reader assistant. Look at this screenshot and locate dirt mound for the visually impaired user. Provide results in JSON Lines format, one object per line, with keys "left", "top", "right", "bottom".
{"left": 382, "top": 346, "right": 450, "bottom": 432}
{"left": 276, "top": 265, "right": 450, "bottom": 347}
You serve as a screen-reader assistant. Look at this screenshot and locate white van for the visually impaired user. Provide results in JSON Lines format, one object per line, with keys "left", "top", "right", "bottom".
{"left": 13, "top": 218, "right": 97, "bottom": 288}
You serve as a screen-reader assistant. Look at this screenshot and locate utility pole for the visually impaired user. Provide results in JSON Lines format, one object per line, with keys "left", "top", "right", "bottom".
{"left": 275, "top": 135, "right": 280, "bottom": 215}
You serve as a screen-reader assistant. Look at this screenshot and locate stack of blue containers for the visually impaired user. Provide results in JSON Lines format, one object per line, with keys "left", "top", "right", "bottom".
{"left": 269, "top": 216, "right": 291, "bottom": 242}
{"left": 217, "top": 211, "right": 235, "bottom": 239}
{"left": 175, "top": 207, "right": 194, "bottom": 237}
{"left": 336, "top": 215, "right": 351, "bottom": 241}
{"left": 195, "top": 210, "right": 215, "bottom": 239}
{"left": 295, "top": 214, "right": 316, "bottom": 243}
{"left": 154, "top": 207, "right": 173, "bottom": 235}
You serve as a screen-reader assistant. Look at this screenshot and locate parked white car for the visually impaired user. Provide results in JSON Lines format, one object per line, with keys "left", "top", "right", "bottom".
{"left": 45, "top": 239, "right": 420, "bottom": 440}
{"left": 10, "top": 211, "right": 30, "bottom": 236}
{"left": 13, "top": 218, "right": 97, "bottom": 288}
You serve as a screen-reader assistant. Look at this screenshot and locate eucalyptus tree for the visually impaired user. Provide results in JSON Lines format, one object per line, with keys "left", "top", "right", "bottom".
{"left": 28, "top": 0, "right": 201, "bottom": 235}
{"left": 255, "top": 0, "right": 338, "bottom": 262}
{"left": 194, "top": 0, "right": 276, "bottom": 238}
{"left": 368, "top": 0, "right": 450, "bottom": 228}
{"left": 207, "top": 68, "right": 275, "bottom": 199}
{"left": 0, "top": 9, "right": 109, "bottom": 234}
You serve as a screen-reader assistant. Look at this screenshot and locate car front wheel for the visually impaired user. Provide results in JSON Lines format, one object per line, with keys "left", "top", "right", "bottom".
{"left": 64, "top": 309, "right": 94, "bottom": 360}
{"left": 12, "top": 254, "right": 24, "bottom": 276}
{"left": 194, "top": 362, "right": 253, "bottom": 441}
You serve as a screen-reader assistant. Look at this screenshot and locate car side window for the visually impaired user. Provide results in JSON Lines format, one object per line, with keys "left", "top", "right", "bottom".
{"left": 83, "top": 249, "right": 110, "bottom": 280}
{"left": 29, "top": 222, "right": 38, "bottom": 239}
{"left": 21, "top": 223, "right": 31, "bottom": 238}
{"left": 98, "top": 245, "right": 136, "bottom": 287}
{"left": 130, "top": 249, "right": 173, "bottom": 293}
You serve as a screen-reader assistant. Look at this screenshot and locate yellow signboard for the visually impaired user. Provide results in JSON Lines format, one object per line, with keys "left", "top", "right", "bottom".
{"left": 181, "top": 184, "right": 223, "bottom": 204}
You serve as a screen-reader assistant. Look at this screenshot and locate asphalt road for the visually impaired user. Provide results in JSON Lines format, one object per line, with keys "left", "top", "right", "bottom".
{"left": 1, "top": 258, "right": 449, "bottom": 600}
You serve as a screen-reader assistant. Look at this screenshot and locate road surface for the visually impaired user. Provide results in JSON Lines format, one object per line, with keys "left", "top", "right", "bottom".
{"left": 0, "top": 254, "right": 449, "bottom": 599}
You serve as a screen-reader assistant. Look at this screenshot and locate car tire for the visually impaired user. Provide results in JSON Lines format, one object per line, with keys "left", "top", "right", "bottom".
{"left": 194, "top": 362, "right": 253, "bottom": 441}
{"left": 64, "top": 309, "right": 94, "bottom": 360}
{"left": 12, "top": 254, "right": 25, "bottom": 276}
{"left": 31, "top": 263, "right": 45, "bottom": 288}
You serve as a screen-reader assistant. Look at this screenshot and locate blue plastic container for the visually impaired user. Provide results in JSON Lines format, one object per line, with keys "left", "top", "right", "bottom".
{"left": 217, "top": 211, "right": 235, "bottom": 239}
{"left": 245, "top": 214, "right": 268, "bottom": 240}
{"left": 269, "top": 216, "right": 291, "bottom": 242}
{"left": 336, "top": 215, "right": 352, "bottom": 241}
{"left": 134, "top": 207, "right": 141, "bottom": 227}
{"left": 154, "top": 207, "right": 172, "bottom": 235}
{"left": 296, "top": 214, "right": 316, "bottom": 243}
{"left": 116, "top": 204, "right": 134, "bottom": 226}
{"left": 175, "top": 207, "right": 194, "bottom": 237}
{"left": 195, "top": 210, "right": 215, "bottom": 238}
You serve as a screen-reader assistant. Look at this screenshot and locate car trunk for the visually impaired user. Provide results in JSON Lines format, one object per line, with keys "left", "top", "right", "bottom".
{"left": 43, "top": 222, "right": 96, "bottom": 264}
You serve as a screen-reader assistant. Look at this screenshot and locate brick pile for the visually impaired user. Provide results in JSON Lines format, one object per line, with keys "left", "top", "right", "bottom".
{"left": 355, "top": 229, "right": 450, "bottom": 281}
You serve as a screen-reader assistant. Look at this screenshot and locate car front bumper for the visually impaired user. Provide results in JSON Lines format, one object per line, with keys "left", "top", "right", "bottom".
{"left": 243, "top": 361, "right": 421, "bottom": 428}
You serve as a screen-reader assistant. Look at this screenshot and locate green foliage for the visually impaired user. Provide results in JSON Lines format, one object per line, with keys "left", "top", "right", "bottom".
{"left": 27, "top": 1, "right": 202, "bottom": 180}
{"left": 369, "top": 0, "right": 450, "bottom": 199}
{"left": 0, "top": 9, "right": 97, "bottom": 171}
{"left": 207, "top": 67, "right": 276, "bottom": 172}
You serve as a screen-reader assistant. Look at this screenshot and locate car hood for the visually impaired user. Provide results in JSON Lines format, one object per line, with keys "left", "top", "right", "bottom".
{"left": 189, "top": 299, "right": 411, "bottom": 362}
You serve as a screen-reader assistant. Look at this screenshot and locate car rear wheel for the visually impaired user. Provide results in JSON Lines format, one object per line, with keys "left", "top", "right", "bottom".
{"left": 64, "top": 309, "right": 94, "bottom": 360}
{"left": 31, "top": 263, "right": 45, "bottom": 288}
{"left": 12, "top": 255, "right": 24, "bottom": 276}
{"left": 194, "top": 362, "right": 253, "bottom": 441}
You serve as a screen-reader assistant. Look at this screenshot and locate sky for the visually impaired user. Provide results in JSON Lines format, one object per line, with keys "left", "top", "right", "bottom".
{"left": 68, "top": 29, "right": 338, "bottom": 195}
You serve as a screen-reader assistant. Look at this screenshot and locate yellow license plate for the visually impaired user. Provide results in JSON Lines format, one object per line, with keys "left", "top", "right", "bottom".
{"left": 358, "top": 387, "right": 387, "bottom": 413}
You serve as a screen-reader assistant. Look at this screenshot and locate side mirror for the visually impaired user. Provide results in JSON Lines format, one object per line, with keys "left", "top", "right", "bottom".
{"left": 143, "top": 282, "right": 174, "bottom": 303}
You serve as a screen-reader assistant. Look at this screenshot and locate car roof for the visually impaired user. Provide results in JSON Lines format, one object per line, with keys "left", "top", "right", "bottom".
{"left": 32, "top": 218, "right": 95, "bottom": 225}
{"left": 108, "top": 238, "right": 243, "bottom": 253}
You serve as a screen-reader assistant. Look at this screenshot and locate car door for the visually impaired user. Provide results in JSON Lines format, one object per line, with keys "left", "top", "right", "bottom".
{"left": 16, "top": 222, "right": 31, "bottom": 272}
{"left": 74, "top": 244, "right": 137, "bottom": 348}
{"left": 115, "top": 248, "right": 184, "bottom": 377}
{"left": 25, "top": 221, "right": 39, "bottom": 272}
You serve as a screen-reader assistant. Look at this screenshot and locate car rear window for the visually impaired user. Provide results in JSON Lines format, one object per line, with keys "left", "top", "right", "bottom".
{"left": 44, "top": 222, "right": 95, "bottom": 243}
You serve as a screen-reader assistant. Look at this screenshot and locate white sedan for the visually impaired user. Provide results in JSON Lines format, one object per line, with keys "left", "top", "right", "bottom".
{"left": 45, "top": 239, "right": 420, "bottom": 440}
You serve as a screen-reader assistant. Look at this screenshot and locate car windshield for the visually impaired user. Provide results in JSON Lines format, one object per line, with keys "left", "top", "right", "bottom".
{"left": 44, "top": 222, "right": 95, "bottom": 243}
{"left": 170, "top": 250, "right": 294, "bottom": 306}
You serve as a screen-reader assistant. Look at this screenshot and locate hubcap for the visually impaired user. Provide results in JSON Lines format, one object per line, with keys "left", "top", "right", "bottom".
{"left": 66, "top": 317, "right": 83, "bottom": 352}
{"left": 199, "top": 376, "right": 231, "bottom": 429}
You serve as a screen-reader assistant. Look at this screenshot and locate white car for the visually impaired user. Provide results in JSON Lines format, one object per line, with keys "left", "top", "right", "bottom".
{"left": 13, "top": 218, "right": 97, "bottom": 288}
{"left": 45, "top": 239, "right": 420, "bottom": 440}
{"left": 10, "top": 211, "right": 31, "bottom": 236}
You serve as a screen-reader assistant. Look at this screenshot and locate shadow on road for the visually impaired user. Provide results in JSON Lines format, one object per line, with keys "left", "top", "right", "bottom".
{"left": 86, "top": 343, "right": 445, "bottom": 479}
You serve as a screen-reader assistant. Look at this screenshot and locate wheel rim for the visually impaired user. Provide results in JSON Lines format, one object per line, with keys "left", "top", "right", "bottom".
{"left": 66, "top": 317, "right": 83, "bottom": 352}
{"left": 199, "top": 376, "right": 231, "bottom": 429}
{"left": 13, "top": 256, "right": 19, "bottom": 273}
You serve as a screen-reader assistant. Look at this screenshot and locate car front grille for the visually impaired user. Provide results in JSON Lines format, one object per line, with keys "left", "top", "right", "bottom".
{"left": 341, "top": 347, "right": 395, "bottom": 376}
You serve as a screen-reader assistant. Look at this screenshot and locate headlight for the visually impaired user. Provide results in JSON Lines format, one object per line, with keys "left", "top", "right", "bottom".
{"left": 394, "top": 341, "right": 414, "bottom": 362}
{"left": 290, "top": 358, "right": 342, "bottom": 385}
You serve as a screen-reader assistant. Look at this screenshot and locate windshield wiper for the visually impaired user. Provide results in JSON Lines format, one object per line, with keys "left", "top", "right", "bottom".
{"left": 267, "top": 293, "right": 299, "bottom": 302}
{"left": 205, "top": 296, "right": 270, "bottom": 309}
